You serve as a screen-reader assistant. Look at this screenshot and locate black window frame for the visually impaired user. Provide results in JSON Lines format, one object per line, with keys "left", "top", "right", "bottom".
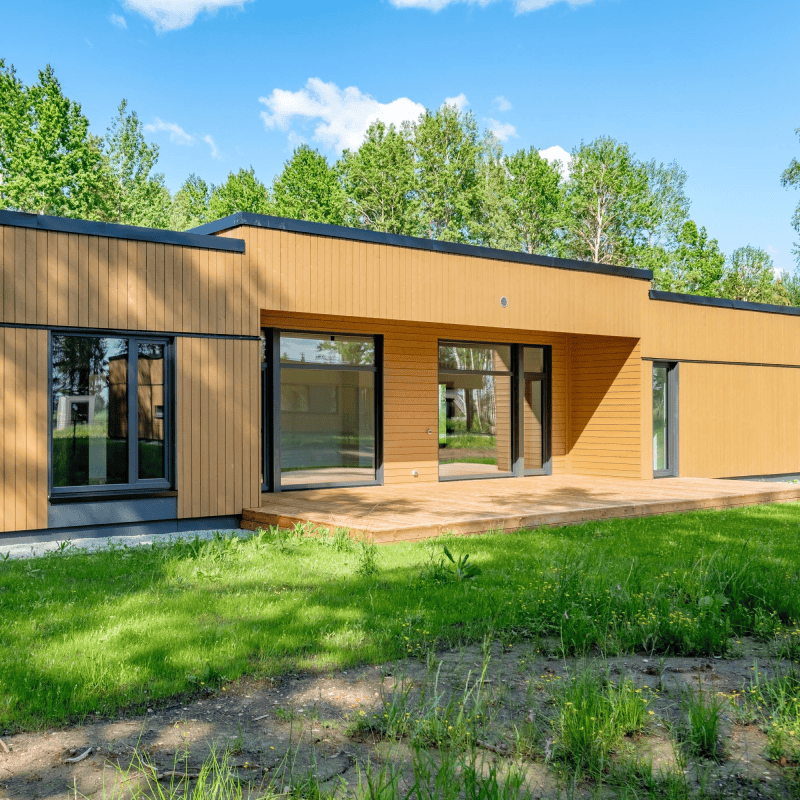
{"left": 652, "top": 361, "right": 679, "bottom": 478}
{"left": 263, "top": 328, "right": 383, "bottom": 493}
{"left": 437, "top": 340, "right": 552, "bottom": 482}
{"left": 48, "top": 330, "right": 174, "bottom": 499}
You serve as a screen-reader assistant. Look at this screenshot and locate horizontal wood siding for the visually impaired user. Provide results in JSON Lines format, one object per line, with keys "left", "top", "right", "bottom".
{"left": 679, "top": 362, "right": 800, "bottom": 478}
{"left": 0, "top": 224, "right": 246, "bottom": 336}
{"left": 234, "top": 227, "right": 648, "bottom": 339}
{"left": 176, "top": 337, "right": 261, "bottom": 518}
{"left": 569, "top": 335, "right": 642, "bottom": 478}
{"left": 262, "top": 311, "right": 571, "bottom": 484}
{"left": 0, "top": 327, "right": 48, "bottom": 532}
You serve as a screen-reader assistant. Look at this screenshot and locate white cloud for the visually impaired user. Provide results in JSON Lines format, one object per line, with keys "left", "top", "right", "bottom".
{"left": 493, "top": 95, "right": 512, "bottom": 112}
{"left": 259, "top": 78, "right": 426, "bottom": 153}
{"left": 144, "top": 118, "right": 194, "bottom": 145}
{"left": 109, "top": 13, "right": 127, "bottom": 27}
{"left": 538, "top": 145, "right": 572, "bottom": 179}
{"left": 485, "top": 118, "right": 517, "bottom": 142}
{"left": 123, "top": 0, "right": 251, "bottom": 31}
{"left": 514, "top": 0, "right": 592, "bottom": 11}
{"left": 389, "top": 0, "right": 592, "bottom": 12}
{"left": 391, "top": 0, "right": 492, "bottom": 8}
{"left": 203, "top": 134, "right": 220, "bottom": 159}
{"left": 443, "top": 93, "right": 469, "bottom": 111}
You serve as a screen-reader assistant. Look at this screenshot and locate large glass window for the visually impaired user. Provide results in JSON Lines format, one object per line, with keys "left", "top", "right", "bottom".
{"left": 51, "top": 333, "right": 171, "bottom": 493}
{"left": 438, "top": 342, "right": 514, "bottom": 480}
{"left": 277, "top": 332, "right": 377, "bottom": 488}
{"left": 523, "top": 346, "right": 548, "bottom": 474}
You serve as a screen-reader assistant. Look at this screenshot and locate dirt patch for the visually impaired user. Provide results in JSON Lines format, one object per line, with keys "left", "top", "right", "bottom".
{"left": 0, "top": 639, "right": 795, "bottom": 799}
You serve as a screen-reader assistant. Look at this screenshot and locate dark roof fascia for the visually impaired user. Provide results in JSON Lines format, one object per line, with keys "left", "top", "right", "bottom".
{"left": 0, "top": 209, "right": 245, "bottom": 253}
{"left": 649, "top": 289, "right": 800, "bottom": 318}
{"left": 192, "top": 212, "right": 653, "bottom": 282}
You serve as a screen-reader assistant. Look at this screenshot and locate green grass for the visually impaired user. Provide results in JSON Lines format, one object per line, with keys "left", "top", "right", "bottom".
{"left": 2, "top": 504, "right": 800, "bottom": 733}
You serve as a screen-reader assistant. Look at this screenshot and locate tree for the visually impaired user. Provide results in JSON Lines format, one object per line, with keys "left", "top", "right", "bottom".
{"left": 0, "top": 61, "right": 110, "bottom": 219}
{"left": 561, "top": 137, "right": 651, "bottom": 266}
{"left": 104, "top": 100, "right": 171, "bottom": 229}
{"left": 207, "top": 167, "right": 271, "bottom": 219}
{"left": 497, "top": 145, "right": 563, "bottom": 255}
{"left": 169, "top": 174, "right": 211, "bottom": 231}
{"left": 406, "top": 103, "right": 484, "bottom": 243}
{"left": 721, "top": 245, "right": 784, "bottom": 304}
{"left": 658, "top": 220, "right": 726, "bottom": 295}
{"left": 272, "top": 144, "right": 344, "bottom": 225}
{"left": 781, "top": 126, "right": 800, "bottom": 267}
{"left": 338, "top": 121, "right": 418, "bottom": 235}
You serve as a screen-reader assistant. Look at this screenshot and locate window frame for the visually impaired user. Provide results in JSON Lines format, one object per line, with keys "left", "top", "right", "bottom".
{"left": 652, "top": 361, "right": 679, "bottom": 478}
{"left": 48, "top": 330, "right": 174, "bottom": 499}
{"left": 264, "top": 328, "right": 383, "bottom": 493}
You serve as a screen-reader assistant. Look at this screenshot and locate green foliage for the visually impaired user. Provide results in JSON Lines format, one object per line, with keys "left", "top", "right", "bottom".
{"left": 562, "top": 136, "right": 652, "bottom": 266}
{"left": 0, "top": 61, "right": 110, "bottom": 219}
{"left": 744, "top": 664, "right": 800, "bottom": 764}
{"left": 442, "top": 545, "right": 481, "bottom": 581}
{"left": 339, "top": 120, "right": 419, "bottom": 234}
{"left": 406, "top": 103, "right": 484, "bottom": 243}
{"left": 493, "top": 145, "right": 563, "bottom": 255}
{"left": 782, "top": 126, "right": 800, "bottom": 268}
{"left": 721, "top": 244, "right": 783, "bottom": 303}
{"left": 356, "top": 537, "right": 379, "bottom": 577}
{"left": 679, "top": 679, "right": 725, "bottom": 761}
{"left": 104, "top": 100, "right": 171, "bottom": 228}
{"left": 272, "top": 144, "right": 345, "bottom": 224}
{"left": 168, "top": 173, "right": 211, "bottom": 231}
{"left": 656, "top": 220, "right": 726, "bottom": 295}
{"left": 553, "top": 668, "right": 650, "bottom": 776}
{"left": 208, "top": 166, "right": 271, "bottom": 218}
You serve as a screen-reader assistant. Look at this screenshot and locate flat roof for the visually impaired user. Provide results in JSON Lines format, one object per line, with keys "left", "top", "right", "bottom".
{"left": 191, "top": 212, "right": 654, "bottom": 282}
{"left": 650, "top": 290, "right": 800, "bottom": 318}
{"left": 0, "top": 210, "right": 245, "bottom": 253}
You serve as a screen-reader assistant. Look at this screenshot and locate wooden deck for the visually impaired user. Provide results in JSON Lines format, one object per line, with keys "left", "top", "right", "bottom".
{"left": 241, "top": 475, "right": 800, "bottom": 543}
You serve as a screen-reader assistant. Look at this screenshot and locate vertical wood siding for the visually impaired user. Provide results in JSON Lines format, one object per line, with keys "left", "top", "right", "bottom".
{"left": 569, "top": 335, "right": 642, "bottom": 478}
{"left": 175, "top": 337, "right": 261, "bottom": 519}
{"left": 229, "top": 228, "right": 649, "bottom": 340}
{"left": 0, "top": 327, "right": 48, "bottom": 531}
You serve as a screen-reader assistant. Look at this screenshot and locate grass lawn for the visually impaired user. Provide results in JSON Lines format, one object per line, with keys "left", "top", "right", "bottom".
{"left": 1, "top": 503, "right": 800, "bottom": 733}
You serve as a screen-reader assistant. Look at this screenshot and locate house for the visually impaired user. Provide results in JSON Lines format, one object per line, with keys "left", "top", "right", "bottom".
{"left": 2, "top": 208, "right": 800, "bottom": 539}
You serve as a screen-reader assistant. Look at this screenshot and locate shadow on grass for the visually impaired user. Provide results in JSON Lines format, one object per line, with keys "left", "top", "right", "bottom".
{"left": 1, "top": 501, "right": 800, "bottom": 732}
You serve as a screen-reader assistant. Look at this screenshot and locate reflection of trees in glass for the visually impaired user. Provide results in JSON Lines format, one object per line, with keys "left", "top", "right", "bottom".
{"left": 52, "top": 336, "right": 109, "bottom": 399}
{"left": 652, "top": 368, "right": 667, "bottom": 470}
{"left": 316, "top": 338, "right": 374, "bottom": 365}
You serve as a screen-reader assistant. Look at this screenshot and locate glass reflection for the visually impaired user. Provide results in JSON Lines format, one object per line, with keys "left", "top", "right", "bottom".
{"left": 137, "top": 343, "right": 165, "bottom": 480}
{"left": 438, "top": 375, "right": 513, "bottom": 478}
{"left": 280, "top": 334, "right": 374, "bottom": 366}
{"left": 280, "top": 367, "right": 375, "bottom": 486}
{"left": 52, "top": 336, "right": 129, "bottom": 487}
{"left": 653, "top": 366, "right": 668, "bottom": 471}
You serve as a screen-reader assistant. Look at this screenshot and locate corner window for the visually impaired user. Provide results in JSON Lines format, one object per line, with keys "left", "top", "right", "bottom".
{"left": 51, "top": 333, "right": 172, "bottom": 495}
{"left": 653, "top": 361, "right": 678, "bottom": 477}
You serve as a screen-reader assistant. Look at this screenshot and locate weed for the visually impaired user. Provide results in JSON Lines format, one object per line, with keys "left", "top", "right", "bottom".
{"left": 745, "top": 663, "right": 800, "bottom": 764}
{"left": 552, "top": 668, "right": 650, "bottom": 777}
{"left": 679, "top": 678, "right": 725, "bottom": 761}
{"left": 356, "top": 537, "right": 379, "bottom": 577}
{"left": 442, "top": 545, "right": 481, "bottom": 581}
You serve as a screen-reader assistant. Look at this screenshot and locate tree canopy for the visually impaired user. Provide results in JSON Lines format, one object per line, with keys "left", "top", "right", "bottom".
{"left": 1, "top": 61, "right": 798, "bottom": 306}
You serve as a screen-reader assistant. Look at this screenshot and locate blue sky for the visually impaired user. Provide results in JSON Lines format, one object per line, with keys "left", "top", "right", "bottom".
{"left": 3, "top": 0, "right": 799, "bottom": 270}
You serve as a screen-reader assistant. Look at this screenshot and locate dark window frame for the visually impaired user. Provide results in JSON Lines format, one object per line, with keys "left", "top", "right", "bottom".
{"left": 48, "top": 330, "right": 174, "bottom": 499}
{"left": 437, "top": 340, "right": 552, "bottom": 483}
{"left": 263, "top": 328, "right": 383, "bottom": 493}
{"left": 653, "top": 361, "right": 679, "bottom": 478}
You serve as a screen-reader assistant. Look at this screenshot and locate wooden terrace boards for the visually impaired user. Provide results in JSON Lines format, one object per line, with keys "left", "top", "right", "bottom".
{"left": 242, "top": 476, "right": 800, "bottom": 543}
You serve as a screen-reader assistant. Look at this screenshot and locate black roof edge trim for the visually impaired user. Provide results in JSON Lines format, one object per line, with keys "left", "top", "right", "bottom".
{"left": 0, "top": 209, "right": 245, "bottom": 253}
{"left": 191, "top": 212, "right": 653, "bottom": 281}
{"left": 649, "top": 289, "right": 800, "bottom": 317}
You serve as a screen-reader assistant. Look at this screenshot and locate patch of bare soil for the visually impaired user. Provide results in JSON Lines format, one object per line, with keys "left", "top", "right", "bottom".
{"left": 0, "top": 639, "right": 795, "bottom": 799}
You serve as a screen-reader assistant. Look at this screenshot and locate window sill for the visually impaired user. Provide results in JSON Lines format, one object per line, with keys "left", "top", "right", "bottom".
{"left": 49, "top": 490, "right": 178, "bottom": 504}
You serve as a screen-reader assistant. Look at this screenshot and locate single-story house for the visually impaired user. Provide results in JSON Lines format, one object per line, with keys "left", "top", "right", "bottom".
{"left": 2, "top": 208, "right": 800, "bottom": 539}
